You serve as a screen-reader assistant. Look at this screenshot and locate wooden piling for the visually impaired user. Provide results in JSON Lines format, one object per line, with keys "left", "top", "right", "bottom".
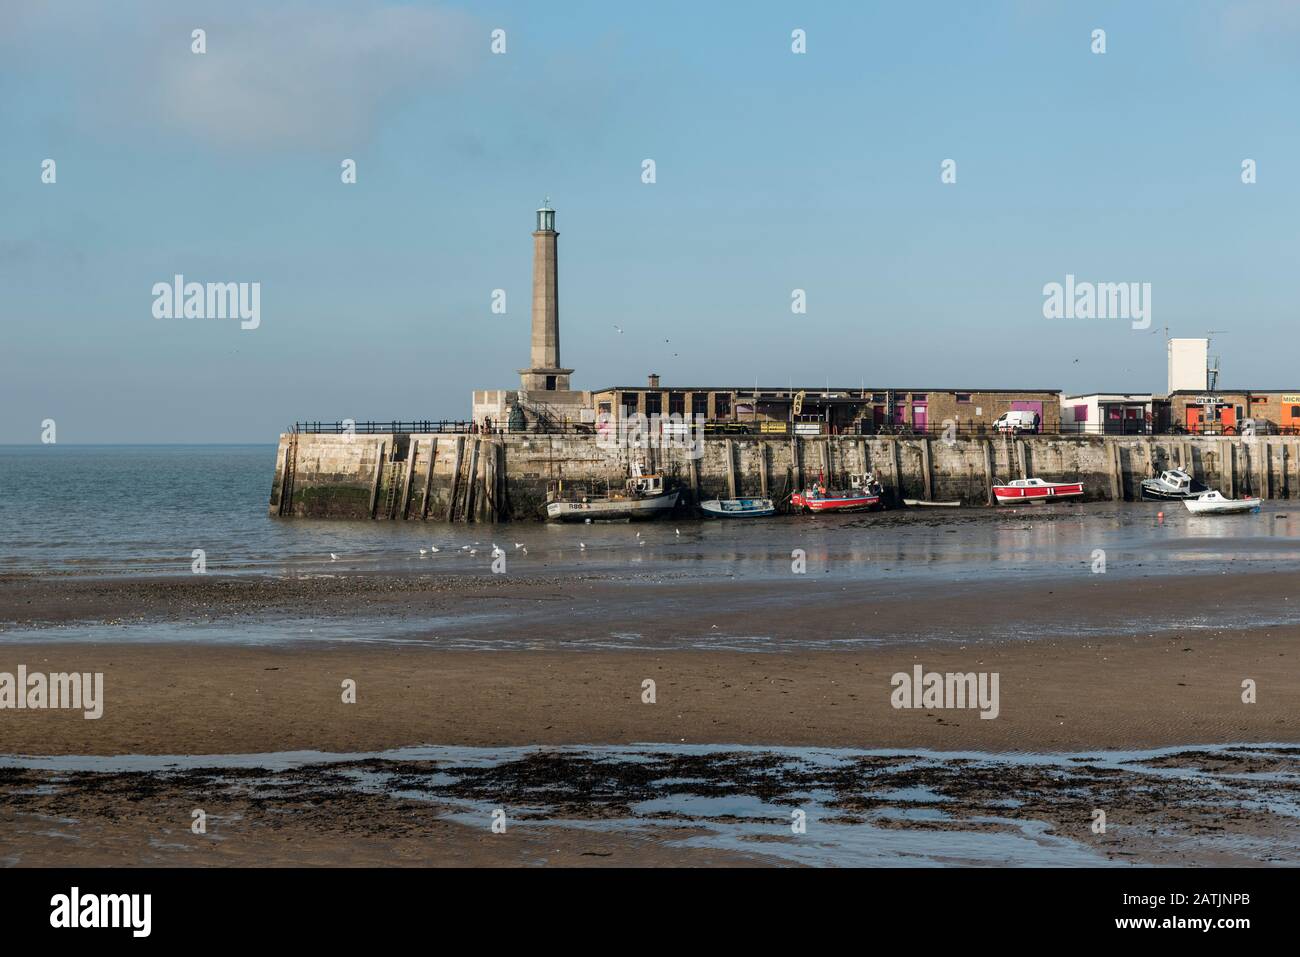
{"left": 888, "top": 439, "right": 902, "bottom": 502}
{"left": 368, "top": 442, "right": 386, "bottom": 519}
{"left": 1225, "top": 441, "right": 1236, "bottom": 498}
{"left": 399, "top": 440, "right": 417, "bottom": 519}
{"left": 493, "top": 439, "right": 504, "bottom": 520}
{"left": 920, "top": 438, "right": 933, "bottom": 502}
{"left": 420, "top": 437, "right": 438, "bottom": 520}
{"left": 483, "top": 441, "right": 495, "bottom": 521}
{"left": 1107, "top": 441, "right": 1122, "bottom": 502}
{"left": 277, "top": 443, "right": 295, "bottom": 517}
{"left": 793, "top": 436, "right": 803, "bottom": 492}
{"left": 1262, "top": 442, "right": 1272, "bottom": 500}
{"left": 759, "top": 442, "right": 769, "bottom": 498}
{"left": 726, "top": 439, "right": 737, "bottom": 498}
{"left": 982, "top": 440, "right": 995, "bottom": 506}
{"left": 1284, "top": 442, "right": 1294, "bottom": 501}
{"left": 1016, "top": 440, "right": 1029, "bottom": 481}
{"left": 446, "top": 436, "right": 465, "bottom": 521}
{"left": 464, "top": 438, "right": 481, "bottom": 522}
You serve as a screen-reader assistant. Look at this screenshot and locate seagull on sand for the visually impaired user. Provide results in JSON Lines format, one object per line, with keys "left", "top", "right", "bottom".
{"left": 419, "top": 548, "right": 428, "bottom": 555}
{"left": 514, "top": 542, "right": 524, "bottom": 549}
{"left": 579, "top": 542, "right": 586, "bottom": 550}
{"left": 430, "top": 545, "right": 440, "bottom": 553}
{"left": 330, "top": 553, "right": 339, "bottom": 561}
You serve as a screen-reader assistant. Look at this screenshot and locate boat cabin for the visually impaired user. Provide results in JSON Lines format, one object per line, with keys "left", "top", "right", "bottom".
{"left": 626, "top": 464, "right": 667, "bottom": 497}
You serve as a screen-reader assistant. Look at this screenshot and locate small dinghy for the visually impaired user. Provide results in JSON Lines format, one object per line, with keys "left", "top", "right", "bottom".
{"left": 1183, "top": 490, "right": 1261, "bottom": 515}
{"left": 699, "top": 497, "right": 776, "bottom": 518}
{"left": 1141, "top": 468, "right": 1207, "bottom": 501}
{"left": 992, "top": 478, "right": 1084, "bottom": 504}
{"left": 903, "top": 499, "right": 962, "bottom": 508}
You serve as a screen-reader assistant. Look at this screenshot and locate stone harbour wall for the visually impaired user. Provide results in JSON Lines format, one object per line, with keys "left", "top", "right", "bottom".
{"left": 268, "top": 431, "right": 1300, "bottom": 521}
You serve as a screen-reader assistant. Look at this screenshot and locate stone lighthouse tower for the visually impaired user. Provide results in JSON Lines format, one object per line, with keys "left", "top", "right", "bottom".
{"left": 519, "top": 199, "right": 573, "bottom": 392}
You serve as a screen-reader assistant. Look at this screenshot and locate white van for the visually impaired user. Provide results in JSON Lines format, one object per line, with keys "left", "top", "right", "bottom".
{"left": 992, "top": 410, "right": 1040, "bottom": 434}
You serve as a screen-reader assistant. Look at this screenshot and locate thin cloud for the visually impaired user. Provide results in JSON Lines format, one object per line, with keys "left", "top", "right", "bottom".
{"left": 3, "top": 1, "right": 478, "bottom": 151}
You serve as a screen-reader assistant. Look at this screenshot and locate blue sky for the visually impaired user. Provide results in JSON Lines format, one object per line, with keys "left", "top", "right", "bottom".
{"left": 2, "top": 0, "right": 1298, "bottom": 442}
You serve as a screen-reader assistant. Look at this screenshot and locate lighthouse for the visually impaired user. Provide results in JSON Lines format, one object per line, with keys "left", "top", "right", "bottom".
{"left": 519, "top": 199, "right": 573, "bottom": 392}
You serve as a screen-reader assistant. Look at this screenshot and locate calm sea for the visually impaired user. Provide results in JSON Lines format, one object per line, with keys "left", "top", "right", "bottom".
{"left": 3, "top": 444, "right": 1300, "bottom": 581}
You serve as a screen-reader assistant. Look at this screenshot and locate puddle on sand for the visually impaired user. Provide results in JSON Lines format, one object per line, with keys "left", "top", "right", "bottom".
{"left": 2, "top": 742, "right": 1297, "bottom": 866}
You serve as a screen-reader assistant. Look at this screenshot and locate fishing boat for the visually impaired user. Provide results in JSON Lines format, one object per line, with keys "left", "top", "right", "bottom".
{"left": 992, "top": 477, "right": 1084, "bottom": 504}
{"left": 545, "top": 464, "right": 679, "bottom": 522}
{"left": 699, "top": 497, "right": 776, "bottom": 518}
{"left": 1183, "top": 490, "right": 1261, "bottom": 515}
{"left": 903, "top": 498, "right": 962, "bottom": 508}
{"left": 791, "top": 472, "right": 882, "bottom": 513}
{"left": 1141, "top": 468, "right": 1207, "bottom": 501}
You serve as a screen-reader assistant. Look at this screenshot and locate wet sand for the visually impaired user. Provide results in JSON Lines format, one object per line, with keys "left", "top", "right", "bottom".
{"left": 0, "top": 629, "right": 1295, "bottom": 755}
{"left": 4, "top": 566, "right": 1299, "bottom": 647}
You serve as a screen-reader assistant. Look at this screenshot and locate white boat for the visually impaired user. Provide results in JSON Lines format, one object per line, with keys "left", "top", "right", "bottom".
{"left": 546, "top": 465, "right": 679, "bottom": 522}
{"left": 1183, "top": 490, "right": 1261, "bottom": 515}
{"left": 700, "top": 497, "right": 776, "bottom": 518}
{"left": 903, "top": 499, "right": 962, "bottom": 508}
{"left": 1141, "top": 468, "right": 1207, "bottom": 501}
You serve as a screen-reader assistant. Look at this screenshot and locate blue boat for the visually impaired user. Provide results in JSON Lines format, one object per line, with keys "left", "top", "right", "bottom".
{"left": 699, "top": 497, "right": 776, "bottom": 518}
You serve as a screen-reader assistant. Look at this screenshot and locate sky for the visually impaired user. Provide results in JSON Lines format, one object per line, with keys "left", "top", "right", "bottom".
{"left": 2, "top": 0, "right": 1298, "bottom": 443}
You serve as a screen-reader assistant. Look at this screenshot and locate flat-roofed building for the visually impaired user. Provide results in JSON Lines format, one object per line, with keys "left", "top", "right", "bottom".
{"left": 590, "top": 378, "right": 1061, "bottom": 435}
{"left": 1060, "top": 393, "right": 1153, "bottom": 434}
{"left": 1167, "top": 389, "right": 1300, "bottom": 435}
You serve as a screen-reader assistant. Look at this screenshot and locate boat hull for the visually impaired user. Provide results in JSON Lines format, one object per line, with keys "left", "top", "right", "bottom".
{"left": 1184, "top": 495, "right": 1261, "bottom": 515}
{"left": 992, "top": 483, "right": 1083, "bottom": 504}
{"left": 1140, "top": 484, "right": 1207, "bottom": 501}
{"left": 546, "top": 490, "right": 679, "bottom": 522}
{"left": 700, "top": 498, "right": 776, "bottom": 518}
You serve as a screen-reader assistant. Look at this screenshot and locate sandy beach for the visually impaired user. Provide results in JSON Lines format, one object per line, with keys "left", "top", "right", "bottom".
{"left": 2, "top": 567, "right": 1297, "bottom": 867}
{"left": 0, "top": 632, "right": 1294, "bottom": 755}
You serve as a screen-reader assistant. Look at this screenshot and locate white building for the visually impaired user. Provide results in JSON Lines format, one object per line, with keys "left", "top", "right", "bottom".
{"left": 1167, "top": 338, "right": 1209, "bottom": 393}
{"left": 1060, "top": 393, "right": 1153, "bottom": 434}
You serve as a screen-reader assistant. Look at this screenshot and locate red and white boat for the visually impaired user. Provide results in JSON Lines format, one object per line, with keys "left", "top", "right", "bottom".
{"left": 992, "top": 477, "right": 1084, "bottom": 504}
{"left": 791, "top": 472, "right": 883, "bottom": 513}
{"left": 792, "top": 487, "right": 880, "bottom": 513}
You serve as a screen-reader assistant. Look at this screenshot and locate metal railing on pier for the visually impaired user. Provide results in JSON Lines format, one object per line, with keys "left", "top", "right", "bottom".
{"left": 290, "top": 419, "right": 1300, "bottom": 439}
{"left": 290, "top": 419, "right": 597, "bottom": 436}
